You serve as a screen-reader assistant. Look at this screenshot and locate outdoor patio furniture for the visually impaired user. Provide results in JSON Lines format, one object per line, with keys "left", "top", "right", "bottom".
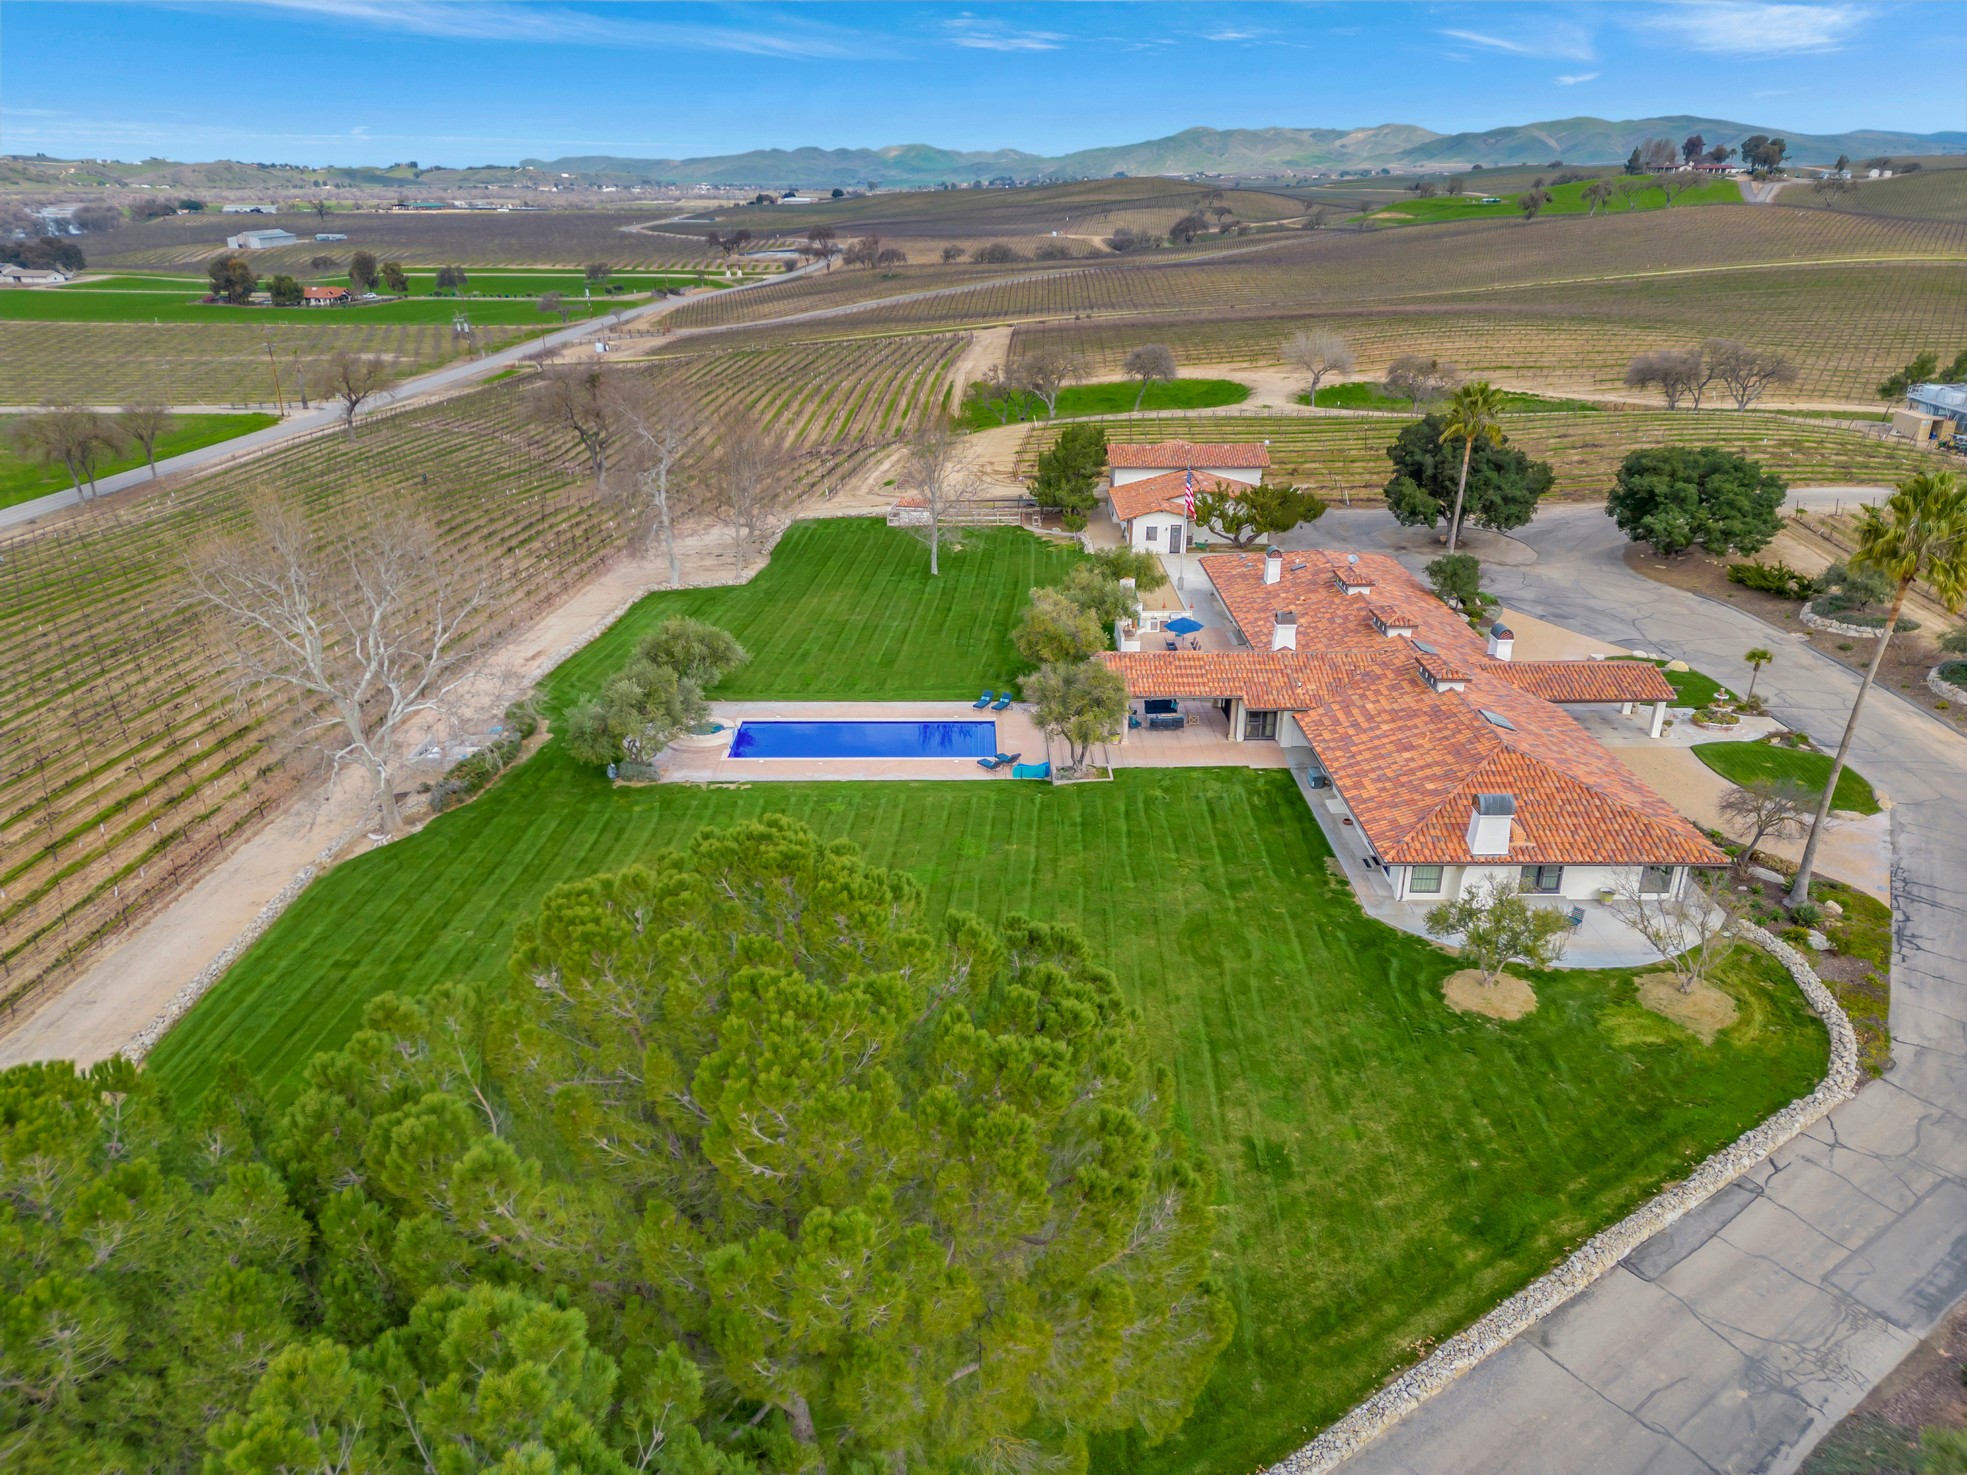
{"left": 1144, "top": 698, "right": 1179, "bottom": 715}
{"left": 1148, "top": 714, "right": 1184, "bottom": 731}
{"left": 991, "top": 693, "right": 1013, "bottom": 710}
{"left": 1568, "top": 906, "right": 1586, "bottom": 930}
{"left": 1165, "top": 640, "right": 1180, "bottom": 651}
{"left": 1012, "top": 761, "right": 1050, "bottom": 780}
{"left": 977, "top": 751, "right": 1021, "bottom": 771}
{"left": 1128, "top": 712, "right": 1142, "bottom": 729}
{"left": 973, "top": 691, "right": 995, "bottom": 708}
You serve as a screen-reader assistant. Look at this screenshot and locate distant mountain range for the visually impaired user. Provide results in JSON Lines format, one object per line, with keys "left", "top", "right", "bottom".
{"left": 524, "top": 117, "right": 1967, "bottom": 186}
{"left": 8, "top": 116, "right": 1963, "bottom": 194}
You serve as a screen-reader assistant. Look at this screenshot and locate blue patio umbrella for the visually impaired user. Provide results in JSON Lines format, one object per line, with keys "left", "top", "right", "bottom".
{"left": 1165, "top": 617, "right": 1204, "bottom": 635}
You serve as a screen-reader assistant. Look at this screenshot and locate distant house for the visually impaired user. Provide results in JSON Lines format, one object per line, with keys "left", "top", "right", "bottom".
{"left": 222, "top": 204, "right": 276, "bottom": 214}
{"left": 225, "top": 228, "right": 299, "bottom": 250}
{"left": 302, "top": 286, "right": 350, "bottom": 305}
{"left": 1106, "top": 440, "right": 1270, "bottom": 553}
{"left": 1903, "top": 382, "right": 1967, "bottom": 440}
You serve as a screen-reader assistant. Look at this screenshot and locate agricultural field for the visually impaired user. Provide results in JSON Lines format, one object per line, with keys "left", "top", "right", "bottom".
{"left": 86, "top": 206, "right": 741, "bottom": 271}
{"left": 662, "top": 207, "right": 1964, "bottom": 402}
{"left": 0, "top": 317, "right": 533, "bottom": 406}
{"left": 0, "top": 333, "right": 955, "bottom": 1017}
{"left": 1783, "top": 165, "right": 1967, "bottom": 222}
{"left": 1367, "top": 174, "right": 1743, "bottom": 223}
{"left": 146, "top": 518, "right": 1828, "bottom": 1475}
{"left": 960, "top": 376, "right": 1251, "bottom": 428}
{"left": 1013, "top": 409, "right": 1937, "bottom": 502}
{"left": 0, "top": 411, "right": 277, "bottom": 508}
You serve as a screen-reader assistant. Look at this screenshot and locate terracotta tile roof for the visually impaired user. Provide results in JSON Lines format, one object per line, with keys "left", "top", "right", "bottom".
{"left": 1106, "top": 440, "right": 1272, "bottom": 470}
{"left": 1491, "top": 660, "right": 1677, "bottom": 705}
{"left": 1108, "top": 469, "right": 1245, "bottom": 522}
{"left": 1204, "top": 550, "right": 1488, "bottom": 660}
{"left": 1104, "top": 546, "right": 1722, "bottom": 868}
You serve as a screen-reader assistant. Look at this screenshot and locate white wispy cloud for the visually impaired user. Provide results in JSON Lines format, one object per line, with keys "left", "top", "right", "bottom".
{"left": 1439, "top": 23, "right": 1597, "bottom": 63}
{"left": 942, "top": 13, "right": 1064, "bottom": 51}
{"left": 1555, "top": 71, "right": 1599, "bottom": 85}
{"left": 166, "top": 0, "right": 877, "bottom": 59}
{"left": 1637, "top": 2, "right": 1871, "bottom": 55}
{"left": 1206, "top": 28, "right": 1262, "bottom": 42}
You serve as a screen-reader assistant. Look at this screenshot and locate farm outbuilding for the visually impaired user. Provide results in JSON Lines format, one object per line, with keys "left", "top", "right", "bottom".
{"left": 225, "top": 228, "right": 299, "bottom": 250}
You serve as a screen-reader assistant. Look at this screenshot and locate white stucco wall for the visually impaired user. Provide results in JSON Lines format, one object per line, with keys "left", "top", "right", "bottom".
{"left": 1126, "top": 511, "right": 1190, "bottom": 553}
{"left": 1110, "top": 464, "right": 1263, "bottom": 488}
{"left": 1394, "top": 861, "right": 1685, "bottom": 902}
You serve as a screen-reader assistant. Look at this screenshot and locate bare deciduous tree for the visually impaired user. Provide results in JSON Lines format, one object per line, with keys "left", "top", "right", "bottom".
{"left": 1606, "top": 869, "right": 1740, "bottom": 993}
{"left": 533, "top": 364, "right": 626, "bottom": 486}
{"left": 1383, "top": 354, "right": 1461, "bottom": 412}
{"left": 1123, "top": 344, "right": 1177, "bottom": 411}
{"left": 314, "top": 351, "right": 390, "bottom": 442}
{"left": 1624, "top": 346, "right": 1712, "bottom": 410}
{"left": 1281, "top": 330, "right": 1355, "bottom": 399}
{"left": 619, "top": 382, "right": 699, "bottom": 587}
{"left": 1616, "top": 178, "right": 1657, "bottom": 210}
{"left": 8, "top": 405, "right": 126, "bottom": 499}
{"left": 707, "top": 413, "right": 791, "bottom": 574}
{"left": 897, "top": 418, "right": 981, "bottom": 575}
{"left": 1011, "top": 345, "right": 1081, "bottom": 417}
{"left": 186, "top": 494, "right": 487, "bottom": 835}
{"left": 1704, "top": 339, "right": 1798, "bottom": 410}
{"left": 119, "top": 401, "right": 177, "bottom": 480}
{"left": 1719, "top": 777, "right": 1814, "bottom": 875}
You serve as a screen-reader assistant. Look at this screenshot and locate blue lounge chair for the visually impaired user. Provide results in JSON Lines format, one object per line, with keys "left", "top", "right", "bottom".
{"left": 976, "top": 751, "right": 1021, "bottom": 771}
{"left": 972, "top": 690, "right": 995, "bottom": 708}
{"left": 1012, "top": 761, "right": 1051, "bottom": 781}
{"left": 991, "top": 693, "right": 1014, "bottom": 710}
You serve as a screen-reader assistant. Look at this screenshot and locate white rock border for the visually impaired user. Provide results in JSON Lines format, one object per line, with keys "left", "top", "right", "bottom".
{"left": 1264, "top": 924, "right": 1858, "bottom": 1475}
{"left": 1800, "top": 601, "right": 1899, "bottom": 641}
{"left": 1928, "top": 666, "right": 1967, "bottom": 706}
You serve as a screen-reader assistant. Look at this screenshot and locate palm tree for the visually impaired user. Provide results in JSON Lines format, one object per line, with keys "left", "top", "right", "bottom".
{"left": 1789, "top": 471, "right": 1967, "bottom": 903}
{"left": 1743, "top": 647, "right": 1774, "bottom": 700}
{"left": 1438, "top": 381, "right": 1510, "bottom": 553}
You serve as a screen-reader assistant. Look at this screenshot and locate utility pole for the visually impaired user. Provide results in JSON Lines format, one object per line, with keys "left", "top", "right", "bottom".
{"left": 263, "top": 339, "right": 286, "bottom": 414}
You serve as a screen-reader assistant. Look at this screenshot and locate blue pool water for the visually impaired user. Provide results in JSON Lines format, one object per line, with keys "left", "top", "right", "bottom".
{"left": 729, "top": 720, "right": 997, "bottom": 759}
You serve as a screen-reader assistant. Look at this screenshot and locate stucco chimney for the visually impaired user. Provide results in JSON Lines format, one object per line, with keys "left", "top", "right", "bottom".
{"left": 1271, "top": 610, "right": 1297, "bottom": 651}
{"left": 1466, "top": 794, "right": 1515, "bottom": 857}
{"left": 1486, "top": 623, "right": 1515, "bottom": 661}
{"left": 1263, "top": 547, "right": 1283, "bottom": 585}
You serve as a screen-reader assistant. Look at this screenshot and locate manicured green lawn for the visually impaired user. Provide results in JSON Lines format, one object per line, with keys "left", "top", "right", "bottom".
{"left": 548, "top": 518, "right": 1084, "bottom": 706}
{"left": 1609, "top": 655, "right": 1726, "bottom": 709}
{"left": 1694, "top": 740, "right": 1881, "bottom": 815}
{"left": 961, "top": 377, "right": 1249, "bottom": 429}
{"left": 0, "top": 412, "right": 279, "bottom": 509}
{"left": 146, "top": 523, "right": 1827, "bottom": 1475}
{"left": 1308, "top": 383, "right": 1602, "bottom": 413}
{"left": 0, "top": 290, "right": 631, "bottom": 327}
{"left": 149, "top": 760, "right": 1826, "bottom": 1475}
{"left": 1369, "top": 176, "right": 1743, "bottom": 224}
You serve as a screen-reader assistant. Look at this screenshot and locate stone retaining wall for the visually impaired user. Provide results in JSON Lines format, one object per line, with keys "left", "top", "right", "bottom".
{"left": 1929, "top": 666, "right": 1967, "bottom": 706}
{"left": 1265, "top": 926, "right": 1858, "bottom": 1475}
{"left": 1800, "top": 602, "right": 1901, "bottom": 641}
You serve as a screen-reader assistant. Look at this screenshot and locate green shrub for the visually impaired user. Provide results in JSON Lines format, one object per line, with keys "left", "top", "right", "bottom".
{"left": 1809, "top": 595, "right": 1920, "bottom": 632}
{"left": 430, "top": 700, "right": 539, "bottom": 813}
{"left": 1727, "top": 559, "right": 1813, "bottom": 599}
{"left": 1695, "top": 706, "right": 1740, "bottom": 726}
{"left": 1789, "top": 901, "right": 1823, "bottom": 927}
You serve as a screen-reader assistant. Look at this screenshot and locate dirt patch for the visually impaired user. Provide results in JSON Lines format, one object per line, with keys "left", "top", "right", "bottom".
{"left": 1635, "top": 972, "right": 1739, "bottom": 1043}
{"left": 1443, "top": 969, "right": 1537, "bottom": 1020}
{"left": 1623, "top": 542, "right": 1967, "bottom": 737}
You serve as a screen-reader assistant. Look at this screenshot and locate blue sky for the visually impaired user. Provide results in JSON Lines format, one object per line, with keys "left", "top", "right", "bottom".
{"left": 2, "top": 1, "right": 1961, "bottom": 165}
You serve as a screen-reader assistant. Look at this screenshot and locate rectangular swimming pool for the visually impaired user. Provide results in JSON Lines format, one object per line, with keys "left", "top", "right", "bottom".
{"left": 728, "top": 720, "right": 997, "bottom": 760}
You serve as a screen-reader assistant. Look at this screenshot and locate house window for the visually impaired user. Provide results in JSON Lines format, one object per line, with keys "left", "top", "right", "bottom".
{"left": 1520, "top": 865, "right": 1564, "bottom": 893}
{"left": 1245, "top": 709, "right": 1278, "bottom": 740}
{"left": 1640, "top": 865, "right": 1674, "bottom": 895}
{"left": 1144, "top": 525, "right": 1159, "bottom": 543}
{"left": 1409, "top": 864, "right": 1444, "bottom": 895}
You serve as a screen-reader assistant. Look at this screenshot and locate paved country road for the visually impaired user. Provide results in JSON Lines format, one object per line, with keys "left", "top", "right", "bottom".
{"left": 1287, "top": 504, "right": 1967, "bottom": 1475}
{"left": 0, "top": 260, "right": 824, "bottom": 533}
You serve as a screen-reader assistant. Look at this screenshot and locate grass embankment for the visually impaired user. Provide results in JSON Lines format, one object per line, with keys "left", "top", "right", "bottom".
{"left": 148, "top": 517, "right": 1829, "bottom": 1475}
{"left": 1307, "top": 384, "right": 1602, "bottom": 413}
{"left": 0, "top": 412, "right": 278, "bottom": 509}
{"left": 1370, "top": 176, "right": 1743, "bottom": 224}
{"left": 1606, "top": 655, "right": 1726, "bottom": 709}
{"left": 1693, "top": 740, "right": 1881, "bottom": 815}
{"left": 960, "top": 377, "right": 1248, "bottom": 430}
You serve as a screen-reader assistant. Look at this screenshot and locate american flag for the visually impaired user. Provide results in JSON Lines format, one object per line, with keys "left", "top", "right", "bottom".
{"left": 1183, "top": 466, "right": 1195, "bottom": 521}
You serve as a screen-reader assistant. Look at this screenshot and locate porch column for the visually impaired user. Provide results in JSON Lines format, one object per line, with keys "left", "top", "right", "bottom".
{"left": 1620, "top": 701, "right": 1633, "bottom": 716}
{"left": 1649, "top": 701, "right": 1666, "bottom": 739}
{"left": 1230, "top": 698, "right": 1246, "bottom": 742}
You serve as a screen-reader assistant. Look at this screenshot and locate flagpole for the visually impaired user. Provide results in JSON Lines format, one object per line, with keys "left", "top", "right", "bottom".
{"left": 1181, "top": 465, "right": 1193, "bottom": 593}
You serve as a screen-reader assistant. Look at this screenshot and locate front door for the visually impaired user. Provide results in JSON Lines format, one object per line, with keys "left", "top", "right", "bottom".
{"left": 1168, "top": 524, "right": 1183, "bottom": 553}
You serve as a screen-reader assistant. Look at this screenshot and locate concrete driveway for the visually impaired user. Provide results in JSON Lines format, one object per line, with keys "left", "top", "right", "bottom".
{"left": 1275, "top": 503, "right": 1967, "bottom": 1475}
